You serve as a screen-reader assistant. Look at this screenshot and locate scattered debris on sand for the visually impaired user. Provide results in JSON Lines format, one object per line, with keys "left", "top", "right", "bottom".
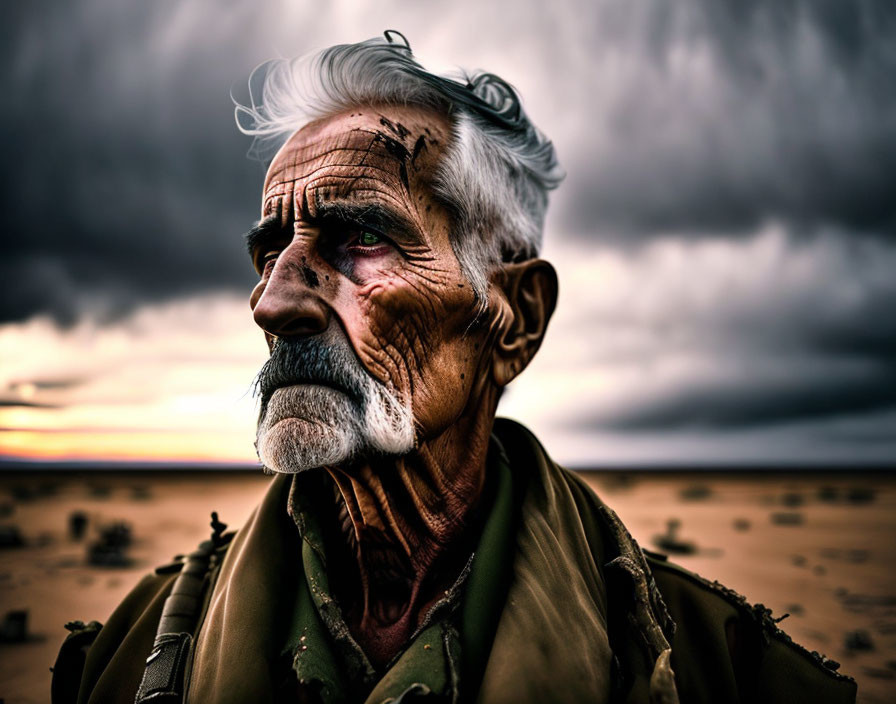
{"left": 0, "top": 524, "right": 25, "bottom": 549}
{"left": 679, "top": 484, "right": 712, "bottom": 501}
{"left": 780, "top": 491, "right": 805, "bottom": 507}
{"left": 0, "top": 610, "right": 29, "bottom": 643}
{"left": 813, "top": 485, "right": 876, "bottom": 505}
{"left": 844, "top": 629, "right": 875, "bottom": 652}
{"left": 87, "top": 521, "right": 133, "bottom": 567}
{"left": 861, "top": 666, "right": 895, "bottom": 680}
{"left": 87, "top": 483, "right": 111, "bottom": 499}
{"left": 652, "top": 518, "right": 697, "bottom": 555}
{"left": 847, "top": 549, "right": 870, "bottom": 564}
{"left": 835, "top": 590, "right": 896, "bottom": 613}
{"left": 8, "top": 483, "right": 58, "bottom": 502}
{"left": 817, "top": 486, "right": 839, "bottom": 503}
{"left": 845, "top": 487, "right": 875, "bottom": 505}
{"left": 596, "top": 474, "right": 637, "bottom": 492}
{"left": 131, "top": 485, "right": 152, "bottom": 501}
{"left": 770, "top": 511, "right": 805, "bottom": 525}
{"left": 732, "top": 517, "right": 751, "bottom": 531}
{"left": 9, "top": 484, "right": 37, "bottom": 502}
{"left": 819, "top": 547, "right": 869, "bottom": 564}
{"left": 68, "top": 511, "right": 89, "bottom": 541}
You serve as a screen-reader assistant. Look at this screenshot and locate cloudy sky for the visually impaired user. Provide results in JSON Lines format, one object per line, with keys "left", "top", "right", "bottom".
{"left": 2, "top": 0, "right": 894, "bottom": 466}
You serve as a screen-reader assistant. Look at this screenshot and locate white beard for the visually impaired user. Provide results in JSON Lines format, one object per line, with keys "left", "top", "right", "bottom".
{"left": 256, "top": 377, "right": 414, "bottom": 473}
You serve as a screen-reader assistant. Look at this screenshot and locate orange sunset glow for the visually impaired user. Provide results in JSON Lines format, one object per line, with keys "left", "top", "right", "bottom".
{"left": 0, "top": 296, "right": 266, "bottom": 463}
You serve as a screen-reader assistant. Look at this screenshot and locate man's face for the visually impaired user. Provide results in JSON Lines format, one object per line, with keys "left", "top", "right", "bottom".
{"left": 249, "top": 105, "right": 495, "bottom": 471}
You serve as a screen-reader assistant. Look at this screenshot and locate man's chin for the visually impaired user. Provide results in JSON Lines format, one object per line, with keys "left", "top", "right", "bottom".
{"left": 257, "top": 417, "right": 358, "bottom": 472}
{"left": 256, "top": 386, "right": 360, "bottom": 473}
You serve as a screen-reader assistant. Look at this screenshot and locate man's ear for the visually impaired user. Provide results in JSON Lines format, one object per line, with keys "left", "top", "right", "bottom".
{"left": 492, "top": 259, "right": 558, "bottom": 387}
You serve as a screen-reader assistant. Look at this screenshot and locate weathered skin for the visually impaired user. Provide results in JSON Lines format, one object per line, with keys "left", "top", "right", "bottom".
{"left": 249, "top": 105, "right": 556, "bottom": 667}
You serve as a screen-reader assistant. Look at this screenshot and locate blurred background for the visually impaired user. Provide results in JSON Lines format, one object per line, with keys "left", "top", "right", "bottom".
{"left": 1, "top": 1, "right": 895, "bottom": 702}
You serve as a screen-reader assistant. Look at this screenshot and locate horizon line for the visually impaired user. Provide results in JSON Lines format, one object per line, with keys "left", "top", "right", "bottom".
{"left": 1, "top": 455, "right": 894, "bottom": 473}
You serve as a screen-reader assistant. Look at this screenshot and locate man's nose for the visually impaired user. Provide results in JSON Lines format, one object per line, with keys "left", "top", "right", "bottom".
{"left": 251, "top": 253, "right": 330, "bottom": 338}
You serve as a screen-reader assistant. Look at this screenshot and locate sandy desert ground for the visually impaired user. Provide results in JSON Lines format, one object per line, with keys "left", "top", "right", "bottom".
{"left": 1, "top": 469, "right": 894, "bottom": 703}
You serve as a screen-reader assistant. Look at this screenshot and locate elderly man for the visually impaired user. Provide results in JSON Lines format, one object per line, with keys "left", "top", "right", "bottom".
{"left": 54, "top": 33, "right": 855, "bottom": 704}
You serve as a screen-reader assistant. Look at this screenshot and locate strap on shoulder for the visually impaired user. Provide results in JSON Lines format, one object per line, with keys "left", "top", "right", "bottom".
{"left": 134, "top": 512, "right": 232, "bottom": 704}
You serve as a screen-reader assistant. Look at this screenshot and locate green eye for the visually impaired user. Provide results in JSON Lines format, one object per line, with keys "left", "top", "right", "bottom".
{"left": 359, "top": 231, "right": 382, "bottom": 246}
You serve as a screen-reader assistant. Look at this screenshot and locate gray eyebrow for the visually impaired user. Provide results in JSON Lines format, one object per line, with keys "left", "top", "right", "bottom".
{"left": 311, "top": 201, "right": 422, "bottom": 245}
{"left": 243, "top": 201, "right": 424, "bottom": 262}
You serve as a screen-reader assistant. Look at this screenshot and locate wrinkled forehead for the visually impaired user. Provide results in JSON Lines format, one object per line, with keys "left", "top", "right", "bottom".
{"left": 262, "top": 105, "right": 453, "bottom": 220}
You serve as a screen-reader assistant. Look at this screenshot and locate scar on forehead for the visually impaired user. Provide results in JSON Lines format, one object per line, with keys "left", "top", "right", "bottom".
{"left": 378, "top": 116, "right": 411, "bottom": 140}
{"left": 412, "top": 135, "right": 427, "bottom": 164}
{"left": 369, "top": 131, "right": 411, "bottom": 193}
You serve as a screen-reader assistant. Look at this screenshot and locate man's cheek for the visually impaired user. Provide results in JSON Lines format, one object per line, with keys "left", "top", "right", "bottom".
{"left": 350, "top": 253, "right": 405, "bottom": 282}
{"left": 370, "top": 288, "right": 441, "bottom": 352}
{"left": 339, "top": 297, "right": 430, "bottom": 388}
{"left": 405, "top": 351, "right": 474, "bottom": 436}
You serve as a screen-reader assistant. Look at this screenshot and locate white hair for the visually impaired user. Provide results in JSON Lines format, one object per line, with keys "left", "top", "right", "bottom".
{"left": 234, "top": 31, "right": 564, "bottom": 301}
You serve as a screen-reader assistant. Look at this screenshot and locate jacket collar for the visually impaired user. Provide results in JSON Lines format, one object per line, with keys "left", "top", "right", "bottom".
{"left": 185, "top": 419, "right": 678, "bottom": 703}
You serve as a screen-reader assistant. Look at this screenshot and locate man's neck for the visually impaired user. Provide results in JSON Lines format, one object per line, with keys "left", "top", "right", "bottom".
{"left": 324, "top": 398, "right": 496, "bottom": 669}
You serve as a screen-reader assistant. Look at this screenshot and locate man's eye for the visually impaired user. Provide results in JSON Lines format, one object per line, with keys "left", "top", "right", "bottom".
{"left": 346, "top": 229, "right": 392, "bottom": 256}
{"left": 358, "top": 230, "right": 382, "bottom": 247}
{"left": 261, "top": 251, "right": 279, "bottom": 272}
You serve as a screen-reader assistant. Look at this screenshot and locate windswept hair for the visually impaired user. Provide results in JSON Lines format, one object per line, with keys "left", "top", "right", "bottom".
{"left": 235, "top": 31, "right": 564, "bottom": 301}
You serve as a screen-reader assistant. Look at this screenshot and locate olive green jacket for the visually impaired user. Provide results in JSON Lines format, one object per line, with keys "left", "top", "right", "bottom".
{"left": 53, "top": 419, "right": 856, "bottom": 703}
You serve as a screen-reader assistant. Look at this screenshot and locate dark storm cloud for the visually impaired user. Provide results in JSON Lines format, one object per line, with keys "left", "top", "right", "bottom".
{"left": 543, "top": 228, "right": 896, "bottom": 434}
{"left": 522, "top": 0, "right": 896, "bottom": 442}
{"left": 591, "top": 364, "right": 896, "bottom": 431}
{"left": 5, "top": 0, "right": 893, "bottom": 327}
{"left": 1, "top": 0, "right": 269, "bottom": 324}
{"left": 707, "top": 234, "right": 896, "bottom": 366}
{"left": 560, "top": 0, "right": 896, "bottom": 239}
